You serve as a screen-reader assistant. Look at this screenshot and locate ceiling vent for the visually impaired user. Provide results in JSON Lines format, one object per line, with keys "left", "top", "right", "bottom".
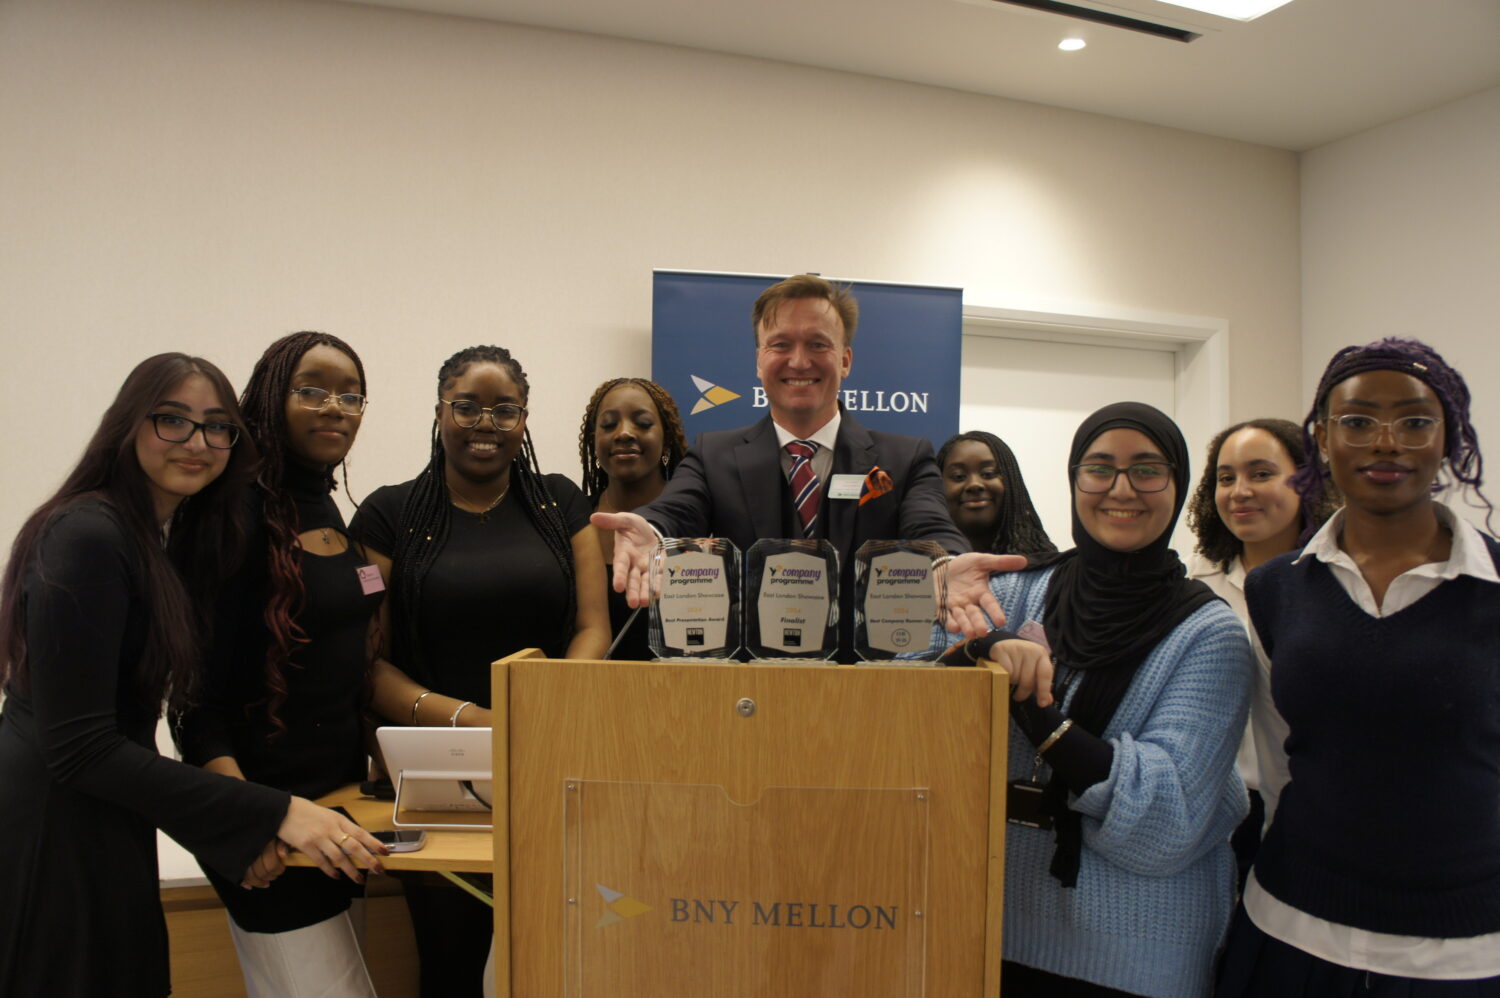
{"left": 956, "top": 0, "right": 1268, "bottom": 42}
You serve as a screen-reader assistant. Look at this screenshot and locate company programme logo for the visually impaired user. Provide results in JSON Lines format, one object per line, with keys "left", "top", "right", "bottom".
{"left": 689, "top": 375, "right": 742, "bottom": 415}
{"left": 767, "top": 564, "right": 822, "bottom": 586}
{"left": 873, "top": 566, "right": 928, "bottom": 586}
{"left": 666, "top": 565, "right": 722, "bottom": 586}
{"left": 596, "top": 883, "right": 654, "bottom": 927}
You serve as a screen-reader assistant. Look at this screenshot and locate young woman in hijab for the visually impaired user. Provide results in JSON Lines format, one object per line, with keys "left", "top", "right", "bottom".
{"left": 1217, "top": 339, "right": 1500, "bottom": 997}
{"left": 0, "top": 353, "right": 384, "bottom": 998}
{"left": 578, "top": 377, "right": 688, "bottom": 659}
{"left": 937, "top": 430, "right": 1059, "bottom": 561}
{"left": 942, "top": 402, "right": 1253, "bottom": 998}
{"left": 175, "top": 332, "right": 382, "bottom": 997}
{"left": 1184, "top": 418, "right": 1337, "bottom": 888}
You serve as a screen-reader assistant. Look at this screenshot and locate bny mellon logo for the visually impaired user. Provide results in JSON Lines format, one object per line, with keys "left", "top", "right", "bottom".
{"left": 596, "top": 883, "right": 653, "bottom": 927}
{"left": 689, "top": 375, "right": 741, "bottom": 415}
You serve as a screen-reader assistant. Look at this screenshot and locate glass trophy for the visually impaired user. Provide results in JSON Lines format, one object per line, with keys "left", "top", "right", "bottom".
{"left": 745, "top": 539, "right": 839, "bottom": 663}
{"left": 647, "top": 538, "right": 740, "bottom": 661}
{"left": 853, "top": 540, "right": 947, "bottom": 663}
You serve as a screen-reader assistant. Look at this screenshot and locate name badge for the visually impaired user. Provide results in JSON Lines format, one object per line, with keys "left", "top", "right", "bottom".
{"left": 357, "top": 564, "right": 386, "bottom": 595}
{"left": 827, "top": 474, "right": 865, "bottom": 500}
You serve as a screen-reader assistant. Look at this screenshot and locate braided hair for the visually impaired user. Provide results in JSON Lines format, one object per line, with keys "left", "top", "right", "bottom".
{"left": 935, "top": 430, "right": 1059, "bottom": 560}
{"left": 577, "top": 377, "right": 689, "bottom": 501}
{"left": 1186, "top": 417, "right": 1339, "bottom": 571}
{"left": 237, "top": 331, "right": 367, "bottom": 733}
{"left": 389, "top": 346, "right": 578, "bottom": 681}
{"left": 1291, "top": 337, "right": 1491, "bottom": 532}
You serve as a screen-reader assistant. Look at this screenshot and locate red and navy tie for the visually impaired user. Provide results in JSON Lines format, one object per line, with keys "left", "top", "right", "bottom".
{"left": 785, "top": 440, "right": 821, "bottom": 538}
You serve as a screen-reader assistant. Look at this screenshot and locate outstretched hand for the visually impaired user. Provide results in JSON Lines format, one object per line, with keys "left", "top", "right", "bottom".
{"left": 277, "top": 797, "right": 388, "bottom": 884}
{"left": 590, "top": 511, "right": 661, "bottom": 608}
{"left": 938, "top": 552, "right": 1028, "bottom": 638}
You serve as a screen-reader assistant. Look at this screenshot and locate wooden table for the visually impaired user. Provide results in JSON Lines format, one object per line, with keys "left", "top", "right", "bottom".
{"left": 286, "top": 784, "right": 494, "bottom": 877}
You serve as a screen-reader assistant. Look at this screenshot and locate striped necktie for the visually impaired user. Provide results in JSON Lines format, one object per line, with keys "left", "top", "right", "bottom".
{"left": 785, "top": 440, "right": 821, "bottom": 539}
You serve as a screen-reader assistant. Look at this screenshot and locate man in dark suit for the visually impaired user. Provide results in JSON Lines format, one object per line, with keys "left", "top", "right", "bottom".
{"left": 592, "top": 274, "right": 1018, "bottom": 658}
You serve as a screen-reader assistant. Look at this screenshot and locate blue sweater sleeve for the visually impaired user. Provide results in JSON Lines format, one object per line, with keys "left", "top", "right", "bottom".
{"left": 1069, "top": 601, "right": 1252, "bottom": 877}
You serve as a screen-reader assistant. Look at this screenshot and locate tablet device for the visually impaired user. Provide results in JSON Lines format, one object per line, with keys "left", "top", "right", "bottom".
{"left": 375, "top": 726, "right": 494, "bottom": 831}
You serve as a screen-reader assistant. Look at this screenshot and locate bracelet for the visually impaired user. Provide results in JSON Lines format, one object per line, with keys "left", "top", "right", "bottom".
{"left": 1036, "top": 718, "right": 1074, "bottom": 755}
{"left": 450, "top": 701, "right": 474, "bottom": 727}
{"left": 931, "top": 554, "right": 956, "bottom": 571}
{"left": 410, "top": 690, "right": 435, "bottom": 725}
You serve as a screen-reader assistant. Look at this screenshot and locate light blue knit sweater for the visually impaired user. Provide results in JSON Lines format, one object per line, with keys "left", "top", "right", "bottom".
{"left": 956, "top": 566, "right": 1252, "bottom": 998}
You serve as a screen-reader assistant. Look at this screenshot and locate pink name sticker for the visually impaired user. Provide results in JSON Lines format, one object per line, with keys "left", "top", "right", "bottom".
{"left": 357, "top": 564, "right": 386, "bottom": 596}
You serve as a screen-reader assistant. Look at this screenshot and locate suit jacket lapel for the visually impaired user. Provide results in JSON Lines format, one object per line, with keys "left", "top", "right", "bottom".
{"left": 734, "top": 417, "right": 784, "bottom": 544}
{"left": 828, "top": 416, "right": 878, "bottom": 560}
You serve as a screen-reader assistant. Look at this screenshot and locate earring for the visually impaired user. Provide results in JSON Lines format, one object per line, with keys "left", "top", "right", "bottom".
{"left": 661, "top": 452, "right": 670, "bottom": 468}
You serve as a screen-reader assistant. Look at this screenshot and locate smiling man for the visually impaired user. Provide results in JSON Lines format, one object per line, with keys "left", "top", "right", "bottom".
{"left": 593, "top": 274, "right": 1013, "bottom": 661}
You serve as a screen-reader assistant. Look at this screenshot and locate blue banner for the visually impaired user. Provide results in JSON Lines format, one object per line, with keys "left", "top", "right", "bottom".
{"left": 651, "top": 271, "right": 961, "bottom": 448}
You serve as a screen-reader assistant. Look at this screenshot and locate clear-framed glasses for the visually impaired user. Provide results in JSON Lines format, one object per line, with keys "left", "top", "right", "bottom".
{"left": 440, "top": 399, "right": 527, "bottom": 431}
{"left": 147, "top": 413, "right": 240, "bottom": 449}
{"left": 1326, "top": 414, "right": 1442, "bottom": 449}
{"left": 289, "top": 386, "right": 368, "bottom": 415}
{"left": 1072, "top": 462, "right": 1174, "bottom": 494}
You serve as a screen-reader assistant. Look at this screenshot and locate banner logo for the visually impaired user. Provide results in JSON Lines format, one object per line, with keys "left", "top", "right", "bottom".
{"left": 689, "top": 375, "right": 742, "bottom": 415}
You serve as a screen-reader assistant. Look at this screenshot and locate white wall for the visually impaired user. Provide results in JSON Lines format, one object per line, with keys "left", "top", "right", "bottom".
{"left": 1301, "top": 85, "right": 1500, "bottom": 525}
{"left": 0, "top": 0, "right": 1302, "bottom": 553}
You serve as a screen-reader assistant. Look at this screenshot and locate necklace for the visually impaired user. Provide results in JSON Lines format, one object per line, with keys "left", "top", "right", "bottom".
{"left": 451, "top": 481, "right": 510, "bottom": 523}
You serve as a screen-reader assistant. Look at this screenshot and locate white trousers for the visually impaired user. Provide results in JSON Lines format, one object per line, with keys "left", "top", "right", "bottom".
{"left": 227, "top": 901, "right": 378, "bottom": 998}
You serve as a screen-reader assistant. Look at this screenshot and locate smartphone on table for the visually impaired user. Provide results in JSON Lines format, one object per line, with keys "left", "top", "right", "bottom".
{"left": 372, "top": 829, "right": 427, "bottom": 852}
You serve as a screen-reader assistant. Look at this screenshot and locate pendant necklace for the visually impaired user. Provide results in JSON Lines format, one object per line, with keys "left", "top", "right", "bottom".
{"left": 453, "top": 482, "right": 511, "bottom": 523}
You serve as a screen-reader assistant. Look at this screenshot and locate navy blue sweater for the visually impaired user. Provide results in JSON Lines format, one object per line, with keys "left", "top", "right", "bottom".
{"left": 1245, "top": 538, "right": 1500, "bottom": 937}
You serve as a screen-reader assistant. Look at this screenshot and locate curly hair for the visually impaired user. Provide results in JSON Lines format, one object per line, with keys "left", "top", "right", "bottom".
{"left": 1186, "top": 418, "right": 1338, "bottom": 571}
{"left": 385, "top": 346, "right": 578, "bottom": 683}
{"left": 237, "top": 331, "right": 367, "bottom": 734}
{"left": 577, "top": 378, "right": 689, "bottom": 501}
{"left": 935, "top": 430, "right": 1059, "bottom": 560}
{"left": 1291, "top": 337, "right": 1491, "bottom": 532}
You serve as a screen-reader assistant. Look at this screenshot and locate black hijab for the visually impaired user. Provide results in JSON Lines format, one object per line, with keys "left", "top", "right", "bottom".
{"left": 1038, "top": 402, "right": 1217, "bottom": 884}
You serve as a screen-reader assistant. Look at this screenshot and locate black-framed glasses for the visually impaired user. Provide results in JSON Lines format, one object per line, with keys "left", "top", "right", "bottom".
{"left": 440, "top": 399, "right": 527, "bottom": 431}
{"left": 147, "top": 413, "right": 240, "bottom": 449}
{"left": 1326, "top": 414, "right": 1442, "bottom": 449}
{"left": 289, "top": 386, "right": 368, "bottom": 415}
{"left": 1072, "top": 462, "right": 1174, "bottom": 494}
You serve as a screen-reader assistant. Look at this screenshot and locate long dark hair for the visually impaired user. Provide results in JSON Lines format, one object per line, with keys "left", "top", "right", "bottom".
{"left": 577, "top": 377, "right": 689, "bottom": 502}
{"left": 1186, "top": 418, "right": 1339, "bottom": 571}
{"left": 935, "top": 430, "right": 1058, "bottom": 560}
{"left": 387, "top": 346, "right": 577, "bottom": 681}
{"left": 1292, "top": 337, "right": 1491, "bottom": 532}
{"left": 0, "top": 353, "right": 256, "bottom": 712}
{"left": 238, "top": 331, "right": 368, "bottom": 733}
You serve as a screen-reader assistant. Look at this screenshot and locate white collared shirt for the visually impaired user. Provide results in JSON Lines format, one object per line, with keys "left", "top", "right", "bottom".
{"left": 771, "top": 411, "right": 841, "bottom": 487}
{"left": 1245, "top": 501, "right": 1500, "bottom": 979}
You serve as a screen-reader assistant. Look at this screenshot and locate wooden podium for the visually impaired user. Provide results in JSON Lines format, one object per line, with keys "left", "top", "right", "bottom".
{"left": 491, "top": 649, "right": 1010, "bottom": 997}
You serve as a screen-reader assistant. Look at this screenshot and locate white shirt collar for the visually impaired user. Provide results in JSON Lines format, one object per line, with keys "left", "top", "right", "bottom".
{"left": 771, "top": 410, "right": 841, "bottom": 454}
{"left": 1294, "top": 500, "right": 1500, "bottom": 585}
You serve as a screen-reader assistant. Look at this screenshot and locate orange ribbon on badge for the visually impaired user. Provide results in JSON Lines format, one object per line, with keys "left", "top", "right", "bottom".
{"left": 859, "top": 466, "right": 894, "bottom": 507}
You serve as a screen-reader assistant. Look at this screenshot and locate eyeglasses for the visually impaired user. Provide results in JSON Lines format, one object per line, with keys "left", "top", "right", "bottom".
{"left": 1072, "top": 462, "right": 1174, "bottom": 494}
{"left": 1326, "top": 414, "right": 1442, "bottom": 449}
{"left": 440, "top": 399, "right": 527, "bottom": 431}
{"left": 289, "top": 387, "right": 368, "bottom": 415}
{"left": 147, "top": 413, "right": 240, "bottom": 449}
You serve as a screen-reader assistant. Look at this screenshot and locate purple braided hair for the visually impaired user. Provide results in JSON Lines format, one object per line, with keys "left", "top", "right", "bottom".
{"left": 1291, "top": 337, "right": 1490, "bottom": 531}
